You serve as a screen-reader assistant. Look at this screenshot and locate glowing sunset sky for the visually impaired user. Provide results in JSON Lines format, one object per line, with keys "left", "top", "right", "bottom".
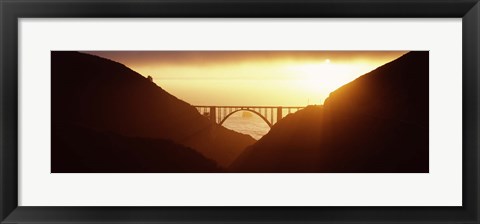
{"left": 85, "top": 51, "right": 407, "bottom": 106}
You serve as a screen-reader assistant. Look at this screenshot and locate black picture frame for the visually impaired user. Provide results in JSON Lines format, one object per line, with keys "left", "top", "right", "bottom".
{"left": 1, "top": 0, "right": 479, "bottom": 223}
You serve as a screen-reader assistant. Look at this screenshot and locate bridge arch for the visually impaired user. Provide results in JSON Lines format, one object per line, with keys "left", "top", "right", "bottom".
{"left": 219, "top": 108, "right": 272, "bottom": 128}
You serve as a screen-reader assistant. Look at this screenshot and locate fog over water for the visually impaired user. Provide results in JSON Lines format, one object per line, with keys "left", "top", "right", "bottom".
{"left": 221, "top": 112, "right": 270, "bottom": 140}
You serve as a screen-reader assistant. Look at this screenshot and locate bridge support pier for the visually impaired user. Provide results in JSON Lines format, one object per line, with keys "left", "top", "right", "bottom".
{"left": 210, "top": 106, "right": 216, "bottom": 123}
{"left": 277, "top": 107, "right": 282, "bottom": 123}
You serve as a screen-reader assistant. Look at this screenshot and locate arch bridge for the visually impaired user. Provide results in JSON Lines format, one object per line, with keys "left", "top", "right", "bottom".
{"left": 194, "top": 106, "right": 305, "bottom": 127}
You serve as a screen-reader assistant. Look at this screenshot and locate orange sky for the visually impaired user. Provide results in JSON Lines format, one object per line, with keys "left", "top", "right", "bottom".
{"left": 85, "top": 51, "right": 407, "bottom": 106}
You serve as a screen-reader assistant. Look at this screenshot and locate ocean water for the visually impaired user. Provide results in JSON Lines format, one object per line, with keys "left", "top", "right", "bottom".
{"left": 221, "top": 112, "right": 271, "bottom": 140}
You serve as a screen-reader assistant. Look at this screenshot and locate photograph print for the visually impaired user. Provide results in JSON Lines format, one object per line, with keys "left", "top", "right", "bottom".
{"left": 51, "top": 51, "right": 428, "bottom": 173}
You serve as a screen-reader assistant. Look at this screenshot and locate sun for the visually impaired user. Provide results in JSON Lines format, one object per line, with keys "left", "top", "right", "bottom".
{"left": 286, "top": 61, "right": 376, "bottom": 104}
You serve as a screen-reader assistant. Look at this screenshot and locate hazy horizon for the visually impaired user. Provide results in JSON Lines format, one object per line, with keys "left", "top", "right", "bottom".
{"left": 84, "top": 51, "right": 407, "bottom": 106}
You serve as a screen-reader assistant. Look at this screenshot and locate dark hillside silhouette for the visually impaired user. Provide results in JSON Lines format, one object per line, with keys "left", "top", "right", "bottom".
{"left": 52, "top": 123, "right": 223, "bottom": 173}
{"left": 52, "top": 51, "right": 255, "bottom": 170}
{"left": 230, "top": 51, "right": 429, "bottom": 172}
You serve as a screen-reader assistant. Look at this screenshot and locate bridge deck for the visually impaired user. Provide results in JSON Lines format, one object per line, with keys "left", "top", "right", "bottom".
{"left": 193, "top": 105, "right": 310, "bottom": 127}
{"left": 194, "top": 105, "right": 306, "bottom": 109}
